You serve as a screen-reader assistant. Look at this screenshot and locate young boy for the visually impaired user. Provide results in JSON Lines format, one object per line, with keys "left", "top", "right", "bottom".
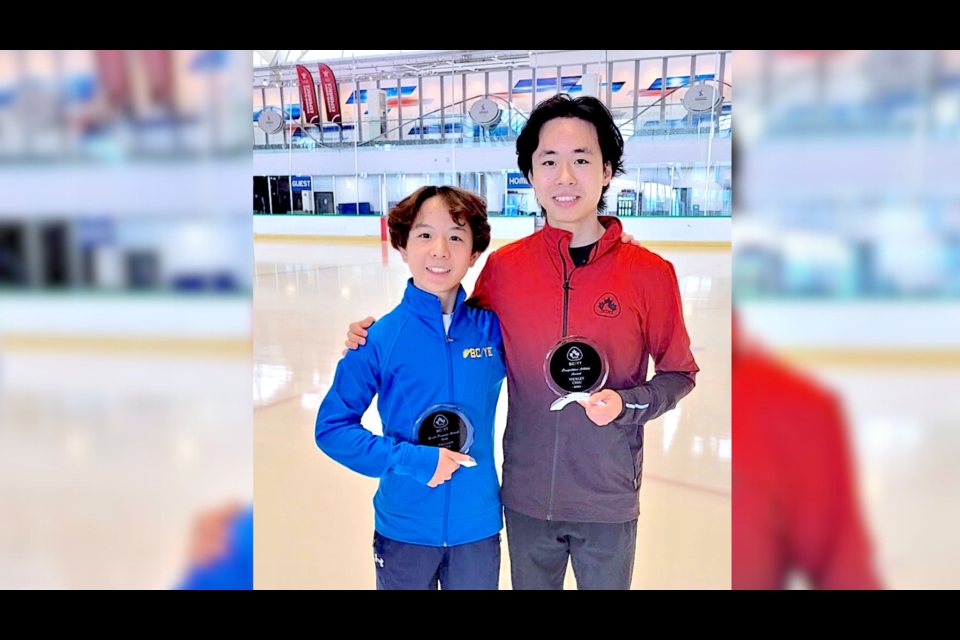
{"left": 314, "top": 185, "right": 505, "bottom": 590}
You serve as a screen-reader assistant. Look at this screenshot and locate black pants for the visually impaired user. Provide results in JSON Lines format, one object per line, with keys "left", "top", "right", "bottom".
{"left": 505, "top": 508, "right": 638, "bottom": 590}
{"left": 373, "top": 531, "right": 501, "bottom": 590}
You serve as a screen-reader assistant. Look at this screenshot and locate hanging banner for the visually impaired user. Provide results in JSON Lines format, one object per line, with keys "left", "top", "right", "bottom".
{"left": 316, "top": 63, "right": 342, "bottom": 127}
{"left": 94, "top": 50, "right": 131, "bottom": 110}
{"left": 140, "top": 50, "right": 173, "bottom": 107}
{"left": 295, "top": 65, "right": 320, "bottom": 125}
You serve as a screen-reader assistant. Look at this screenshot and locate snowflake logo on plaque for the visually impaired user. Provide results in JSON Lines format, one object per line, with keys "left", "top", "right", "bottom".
{"left": 413, "top": 404, "right": 474, "bottom": 453}
{"left": 544, "top": 335, "right": 609, "bottom": 411}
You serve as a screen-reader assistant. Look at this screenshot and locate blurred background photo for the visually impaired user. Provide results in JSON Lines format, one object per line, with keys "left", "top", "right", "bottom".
{"left": 734, "top": 50, "right": 960, "bottom": 589}
{"left": 0, "top": 50, "right": 253, "bottom": 589}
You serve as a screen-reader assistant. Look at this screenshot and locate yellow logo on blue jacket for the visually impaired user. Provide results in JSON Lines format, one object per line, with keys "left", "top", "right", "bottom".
{"left": 463, "top": 347, "right": 494, "bottom": 359}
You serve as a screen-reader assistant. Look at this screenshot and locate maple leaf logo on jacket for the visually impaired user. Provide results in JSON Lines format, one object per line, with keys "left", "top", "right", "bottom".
{"left": 594, "top": 292, "right": 622, "bottom": 318}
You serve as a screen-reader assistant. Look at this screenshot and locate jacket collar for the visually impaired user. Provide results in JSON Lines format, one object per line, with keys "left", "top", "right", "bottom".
{"left": 401, "top": 277, "right": 467, "bottom": 322}
{"left": 541, "top": 216, "right": 624, "bottom": 272}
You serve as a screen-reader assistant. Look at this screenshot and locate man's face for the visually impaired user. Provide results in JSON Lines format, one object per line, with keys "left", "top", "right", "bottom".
{"left": 399, "top": 195, "right": 480, "bottom": 300}
{"left": 528, "top": 117, "right": 612, "bottom": 226}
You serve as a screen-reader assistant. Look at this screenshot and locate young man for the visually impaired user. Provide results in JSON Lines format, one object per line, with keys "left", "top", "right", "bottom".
{"left": 316, "top": 186, "right": 506, "bottom": 590}
{"left": 348, "top": 95, "right": 698, "bottom": 589}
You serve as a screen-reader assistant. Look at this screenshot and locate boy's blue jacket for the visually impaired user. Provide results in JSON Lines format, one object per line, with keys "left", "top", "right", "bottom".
{"left": 315, "top": 279, "right": 506, "bottom": 547}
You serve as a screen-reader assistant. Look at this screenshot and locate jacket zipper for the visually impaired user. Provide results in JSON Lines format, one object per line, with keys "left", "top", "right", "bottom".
{"left": 443, "top": 312, "right": 454, "bottom": 547}
{"left": 549, "top": 240, "right": 578, "bottom": 520}
{"left": 562, "top": 243, "right": 571, "bottom": 336}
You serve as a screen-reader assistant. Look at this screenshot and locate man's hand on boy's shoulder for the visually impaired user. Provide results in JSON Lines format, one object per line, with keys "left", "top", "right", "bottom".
{"left": 342, "top": 317, "right": 377, "bottom": 355}
{"left": 619, "top": 232, "right": 642, "bottom": 248}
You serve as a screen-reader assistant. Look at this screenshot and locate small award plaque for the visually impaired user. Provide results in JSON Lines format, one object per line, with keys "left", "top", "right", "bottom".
{"left": 412, "top": 404, "right": 474, "bottom": 453}
{"left": 543, "top": 336, "right": 609, "bottom": 411}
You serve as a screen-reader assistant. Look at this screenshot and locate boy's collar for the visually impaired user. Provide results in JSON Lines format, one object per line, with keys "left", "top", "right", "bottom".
{"left": 401, "top": 278, "right": 467, "bottom": 320}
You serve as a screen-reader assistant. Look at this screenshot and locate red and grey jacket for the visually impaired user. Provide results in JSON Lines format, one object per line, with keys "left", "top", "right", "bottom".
{"left": 468, "top": 216, "right": 698, "bottom": 523}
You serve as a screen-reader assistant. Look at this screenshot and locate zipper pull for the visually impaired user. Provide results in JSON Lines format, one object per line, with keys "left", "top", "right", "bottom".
{"left": 446, "top": 336, "right": 454, "bottom": 342}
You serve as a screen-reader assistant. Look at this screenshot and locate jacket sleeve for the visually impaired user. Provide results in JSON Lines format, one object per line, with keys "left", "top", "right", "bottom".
{"left": 791, "top": 392, "right": 882, "bottom": 590}
{"left": 315, "top": 334, "right": 440, "bottom": 486}
{"left": 613, "top": 258, "right": 699, "bottom": 426}
{"left": 466, "top": 251, "right": 496, "bottom": 311}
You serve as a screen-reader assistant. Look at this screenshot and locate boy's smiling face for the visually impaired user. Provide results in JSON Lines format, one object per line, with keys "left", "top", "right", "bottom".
{"left": 400, "top": 195, "right": 480, "bottom": 312}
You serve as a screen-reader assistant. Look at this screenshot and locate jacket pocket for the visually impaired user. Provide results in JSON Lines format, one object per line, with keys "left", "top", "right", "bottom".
{"left": 381, "top": 469, "right": 446, "bottom": 518}
{"left": 636, "top": 424, "right": 644, "bottom": 491}
{"left": 620, "top": 427, "right": 640, "bottom": 489}
{"left": 616, "top": 424, "right": 640, "bottom": 491}
{"left": 379, "top": 470, "right": 397, "bottom": 501}
{"left": 567, "top": 421, "right": 636, "bottom": 496}
{"left": 449, "top": 457, "right": 501, "bottom": 520}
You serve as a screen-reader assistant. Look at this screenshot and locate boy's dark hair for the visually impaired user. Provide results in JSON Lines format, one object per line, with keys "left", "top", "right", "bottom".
{"left": 516, "top": 94, "right": 625, "bottom": 215}
{"left": 388, "top": 186, "right": 491, "bottom": 254}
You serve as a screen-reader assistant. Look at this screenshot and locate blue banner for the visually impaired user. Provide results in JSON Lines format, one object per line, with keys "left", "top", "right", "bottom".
{"left": 507, "top": 173, "right": 532, "bottom": 189}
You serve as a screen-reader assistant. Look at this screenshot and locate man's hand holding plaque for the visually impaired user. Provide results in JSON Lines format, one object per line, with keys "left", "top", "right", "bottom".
{"left": 576, "top": 389, "right": 624, "bottom": 426}
{"left": 544, "top": 336, "right": 610, "bottom": 412}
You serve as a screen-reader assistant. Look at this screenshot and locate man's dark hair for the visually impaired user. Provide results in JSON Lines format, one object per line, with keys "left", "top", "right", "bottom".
{"left": 388, "top": 185, "right": 491, "bottom": 254}
{"left": 516, "top": 94, "right": 625, "bottom": 215}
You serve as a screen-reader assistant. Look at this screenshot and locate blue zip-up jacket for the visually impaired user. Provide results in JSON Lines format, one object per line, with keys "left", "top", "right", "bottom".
{"left": 315, "top": 278, "right": 506, "bottom": 547}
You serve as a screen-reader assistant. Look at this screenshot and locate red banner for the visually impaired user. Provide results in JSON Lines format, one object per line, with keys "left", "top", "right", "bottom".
{"left": 140, "top": 50, "right": 173, "bottom": 107}
{"left": 295, "top": 65, "right": 320, "bottom": 125}
{"left": 94, "top": 50, "right": 130, "bottom": 109}
{"left": 317, "top": 63, "right": 342, "bottom": 126}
